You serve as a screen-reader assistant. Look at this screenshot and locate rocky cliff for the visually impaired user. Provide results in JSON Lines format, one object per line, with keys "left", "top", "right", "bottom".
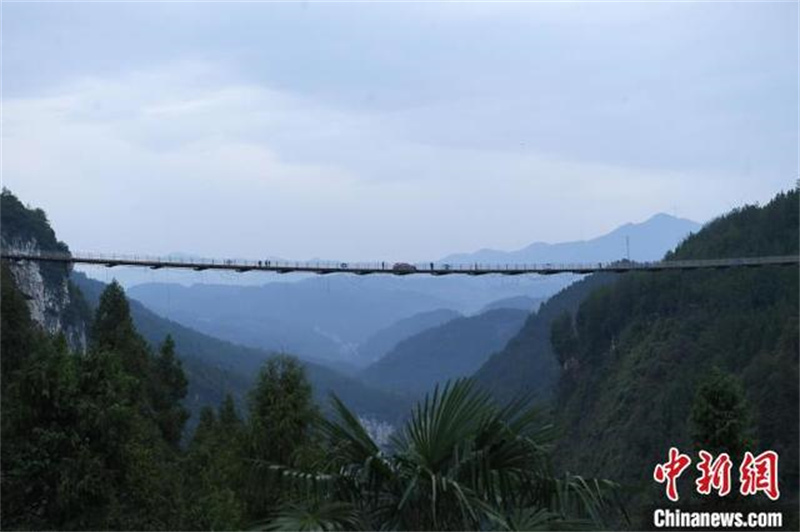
{"left": 1, "top": 190, "right": 90, "bottom": 351}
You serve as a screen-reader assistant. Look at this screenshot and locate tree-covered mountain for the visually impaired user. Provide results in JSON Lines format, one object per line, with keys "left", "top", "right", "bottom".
{"left": 353, "top": 308, "right": 461, "bottom": 367}
{"left": 474, "top": 273, "right": 620, "bottom": 406}
{"left": 73, "top": 272, "right": 412, "bottom": 426}
{"left": 360, "top": 308, "right": 528, "bottom": 396}
{"left": 549, "top": 189, "right": 798, "bottom": 527}
{"left": 443, "top": 212, "right": 700, "bottom": 264}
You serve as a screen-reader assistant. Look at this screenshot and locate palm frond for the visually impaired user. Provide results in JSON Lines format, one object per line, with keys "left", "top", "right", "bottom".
{"left": 263, "top": 500, "right": 364, "bottom": 531}
{"left": 264, "top": 379, "right": 627, "bottom": 531}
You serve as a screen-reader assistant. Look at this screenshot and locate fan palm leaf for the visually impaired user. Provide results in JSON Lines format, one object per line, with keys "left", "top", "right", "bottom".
{"left": 264, "top": 378, "right": 624, "bottom": 531}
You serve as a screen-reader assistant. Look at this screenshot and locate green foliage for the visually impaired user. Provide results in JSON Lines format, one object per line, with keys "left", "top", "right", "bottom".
{"left": 1, "top": 274, "right": 189, "bottom": 530}
{"left": 248, "top": 355, "right": 321, "bottom": 466}
{"left": 183, "top": 399, "right": 248, "bottom": 530}
{"left": 666, "top": 189, "right": 799, "bottom": 260}
{"left": 475, "top": 273, "right": 619, "bottom": 406}
{"left": 91, "top": 280, "right": 149, "bottom": 375}
{"left": 265, "top": 501, "right": 365, "bottom": 532}
{"left": 551, "top": 311, "right": 578, "bottom": 366}
{"left": 1, "top": 263, "right": 34, "bottom": 381}
{"left": 1, "top": 253, "right": 622, "bottom": 532}
{"left": 243, "top": 356, "right": 323, "bottom": 519}
{"left": 0, "top": 189, "right": 67, "bottom": 252}
{"left": 180, "top": 355, "right": 328, "bottom": 530}
{"left": 267, "top": 379, "right": 623, "bottom": 531}
{"left": 1, "top": 189, "right": 408, "bottom": 530}
{"left": 551, "top": 189, "right": 799, "bottom": 526}
{"left": 151, "top": 335, "right": 190, "bottom": 446}
{"left": 1, "top": 189, "right": 70, "bottom": 287}
{"left": 690, "top": 368, "right": 750, "bottom": 458}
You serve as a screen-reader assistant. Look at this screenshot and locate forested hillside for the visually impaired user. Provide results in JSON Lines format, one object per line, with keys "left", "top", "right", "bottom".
{"left": 2, "top": 265, "right": 192, "bottom": 528}
{"left": 474, "top": 272, "right": 619, "bottom": 406}
{"left": 550, "top": 189, "right": 799, "bottom": 526}
{"left": 360, "top": 308, "right": 528, "bottom": 395}
{"left": 2, "top": 264, "right": 389, "bottom": 529}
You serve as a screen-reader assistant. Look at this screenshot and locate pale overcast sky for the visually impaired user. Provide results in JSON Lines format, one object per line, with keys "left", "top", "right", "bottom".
{"left": 2, "top": 1, "right": 798, "bottom": 261}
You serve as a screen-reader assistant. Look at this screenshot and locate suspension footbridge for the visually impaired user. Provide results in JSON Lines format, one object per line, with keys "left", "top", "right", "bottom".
{"left": 1, "top": 250, "right": 797, "bottom": 276}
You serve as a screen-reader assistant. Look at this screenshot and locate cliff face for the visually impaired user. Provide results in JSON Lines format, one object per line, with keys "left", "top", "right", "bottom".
{"left": 1, "top": 190, "right": 90, "bottom": 351}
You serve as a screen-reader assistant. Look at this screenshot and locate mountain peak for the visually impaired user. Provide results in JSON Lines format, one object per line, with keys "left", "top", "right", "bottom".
{"left": 442, "top": 213, "right": 701, "bottom": 264}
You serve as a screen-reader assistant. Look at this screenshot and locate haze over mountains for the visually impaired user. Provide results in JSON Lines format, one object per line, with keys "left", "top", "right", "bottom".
{"left": 125, "top": 213, "right": 700, "bottom": 371}
{"left": 79, "top": 213, "right": 700, "bottom": 287}
{"left": 361, "top": 308, "right": 529, "bottom": 395}
{"left": 443, "top": 213, "right": 700, "bottom": 264}
{"left": 354, "top": 308, "right": 462, "bottom": 368}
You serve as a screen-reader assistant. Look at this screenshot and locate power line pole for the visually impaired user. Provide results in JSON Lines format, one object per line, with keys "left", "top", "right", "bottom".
{"left": 626, "top": 236, "right": 630, "bottom": 261}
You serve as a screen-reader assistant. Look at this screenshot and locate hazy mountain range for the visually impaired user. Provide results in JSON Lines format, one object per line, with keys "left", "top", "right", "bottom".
{"left": 443, "top": 213, "right": 700, "bottom": 264}
{"left": 124, "top": 213, "right": 700, "bottom": 370}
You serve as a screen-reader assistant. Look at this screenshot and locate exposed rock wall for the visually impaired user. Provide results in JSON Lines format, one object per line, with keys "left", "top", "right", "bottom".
{"left": 2, "top": 237, "right": 88, "bottom": 352}
{"left": 1, "top": 192, "right": 90, "bottom": 352}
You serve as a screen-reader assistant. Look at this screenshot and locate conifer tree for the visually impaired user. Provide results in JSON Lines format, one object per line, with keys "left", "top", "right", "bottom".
{"left": 90, "top": 280, "right": 150, "bottom": 380}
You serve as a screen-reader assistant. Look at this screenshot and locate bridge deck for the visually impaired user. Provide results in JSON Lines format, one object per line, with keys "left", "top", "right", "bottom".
{"left": 1, "top": 251, "right": 798, "bottom": 276}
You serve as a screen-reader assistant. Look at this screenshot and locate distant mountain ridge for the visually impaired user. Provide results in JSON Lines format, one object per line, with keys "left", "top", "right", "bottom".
{"left": 360, "top": 308, "right": 528, "bottom": 396}
{"left": 442, "top": 213, "right": 700, "bottom": 264}
{"left": 353, "top": 308, "right": 462, "bottom": 368}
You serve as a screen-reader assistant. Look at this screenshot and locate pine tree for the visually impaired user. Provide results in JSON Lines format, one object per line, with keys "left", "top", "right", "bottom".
{"left": 219, "top": 393, "right": 242, "bottom": 430}
{"left": 247, "top": 355, "right": 319, "bottom": 466}
{"left": 242, "top": 355, "right": 320, "bottom": 521}
{"left": 90, "top": 280, "right": 150, "bottom": 380}
{"left": 152, "top": 335, "right": 189, "bottom": 446}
